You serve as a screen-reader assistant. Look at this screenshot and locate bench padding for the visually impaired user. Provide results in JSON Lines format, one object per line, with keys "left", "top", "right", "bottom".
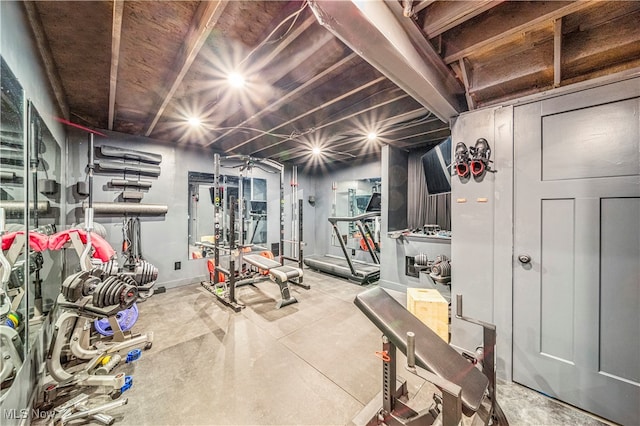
{"left": 244, "top": 254, "right": 303, "bottom": 284}
{"left": 354, "top": 287, "right": 488, "bottom": 415}
{"left": 269, "top": 265, "right": 303, "bottom": 283}
{"left": 244, "top": 254, "right": 280, "bottom": 270}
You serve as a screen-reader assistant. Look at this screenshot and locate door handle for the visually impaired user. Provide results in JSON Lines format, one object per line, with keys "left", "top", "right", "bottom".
{"left": 518, "top": 254, "right": 532, "bottom": 264}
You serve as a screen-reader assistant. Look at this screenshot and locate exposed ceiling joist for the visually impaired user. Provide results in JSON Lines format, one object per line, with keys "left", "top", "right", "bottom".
{"left": 108, "top": 0, "right": 124, "bottom": 130}
{"left": 262, "top": 22, "right": 335, "bottom": 85}
{"left": 198, "top": 10, "right": 330, "bottom": 143}
{"left": 422, "top": 0, "right": 505, "bottom": 38}
{"left": 562, "top": 9, "right": 640, "bottom": 81}
{"left": 27, "top": 1, "right": 637, "bottom": 166}
{"left": 469, "top": 36, "right": 552, "bottom": 93}
{"left": 400, "top": 126, "right": 449, "bottom": 141}
{"left": 281, "top": 107, "right": 430, "bottom": 162}
{"left": 226, "top": 76, "right": 387, "bottom": 152}
{"left": 458, "top": 57, "right": 474, "bottom": 109}
{"left": 336, "top": 122, "right": 449, "bottom": 153}
{"left": 553, "top": 18, "right": 562, "bottom": 87}
{"left": 252, "top": 14, "right": 317, "bottom": 72}
{"left": 205, "top": 52, "right": 358, "bottom": 147}
{"left": 413, "top": 1, "right": 436, "bottom": 14}
{"left": 393, "top": 130, "right": 452, "bottom": 149}
{"left": 144, "top": 0, "right": 227, "bottom": 136}
{"left": 442, "top": 1, "right": 595, "bottom": 64}
{"left": 22, "top": 2, "right": 70, "bottom": 120}
{"left": 255, "top": 93, "right": 410, "bottom": 157}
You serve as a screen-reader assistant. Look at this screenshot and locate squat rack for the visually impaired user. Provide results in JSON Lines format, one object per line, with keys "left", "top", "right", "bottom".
{"left": 202, "top": 153, "right": 307, "bottom": 312}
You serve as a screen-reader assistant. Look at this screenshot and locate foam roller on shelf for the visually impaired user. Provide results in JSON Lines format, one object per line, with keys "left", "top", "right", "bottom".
{"left": 82, "top": 202, "right": 168, "bottom": 216}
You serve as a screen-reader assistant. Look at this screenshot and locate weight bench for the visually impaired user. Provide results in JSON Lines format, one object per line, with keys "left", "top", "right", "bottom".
{"left": 243, "top": 254, "right": 303, "bottom": 309}
{"left": 354, "top": 287, "right": 508, "bottom": 426}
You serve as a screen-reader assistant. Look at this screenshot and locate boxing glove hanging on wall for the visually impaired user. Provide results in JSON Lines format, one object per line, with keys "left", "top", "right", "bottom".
{"left": 454, "top": 142, "right": 470, "bottom": 178}
{"left": 470, "top": 138, "right": 492, "bottom": 177}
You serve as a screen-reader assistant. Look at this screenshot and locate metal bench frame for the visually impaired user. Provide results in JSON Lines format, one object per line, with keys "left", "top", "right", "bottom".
{"left": 354, "top": 288, "right": 509, "bottom": 426}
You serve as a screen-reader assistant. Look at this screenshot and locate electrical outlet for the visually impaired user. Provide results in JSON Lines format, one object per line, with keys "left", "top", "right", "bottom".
{"left": 174, "top": 261, "right": 181, "bottom": 270}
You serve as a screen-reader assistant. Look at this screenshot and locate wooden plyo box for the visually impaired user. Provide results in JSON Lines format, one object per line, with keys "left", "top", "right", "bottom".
{"left": 407, "top": 288, "right": 449, "bottom": 343}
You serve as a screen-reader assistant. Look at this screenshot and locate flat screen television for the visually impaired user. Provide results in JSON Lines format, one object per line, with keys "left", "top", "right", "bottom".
{"left": 365, "top": 192, "right": 382, "bottom": 212}
{"left": 421, "top": 137, "right": 451, "bottom": 194}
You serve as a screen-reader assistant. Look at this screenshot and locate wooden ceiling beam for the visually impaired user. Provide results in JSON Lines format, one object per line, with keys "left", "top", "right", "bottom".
{"left": 204, "top": 52, "right": 357, "bottom": 147}
{"left": 413, "top": 0, "right": 436, "bottom": 14}
{"left": 553, "top": 18, "right": 562, "bottom": 88}
{"left": 421, "top": 0, "right": 505, "bottom": 38}
{"left": 22, "top": 2, "right": 70, "bottom": 120}
{"left": 108, "top": 0, "right": 124, "bottom": 130}
{"left": 144, "top": 0, "right": 228, "bottom": 136}
{"left": 458, "top": 57, "right": 475, "bottom": 110}
{"left": 469, "top": 37, "right": 553, "bottom": 93}
{"left": 562, "top": 9, "right": 640, "bottom": 79}
{"left": 442, "top": 1, "right": 595, "bottom": 64}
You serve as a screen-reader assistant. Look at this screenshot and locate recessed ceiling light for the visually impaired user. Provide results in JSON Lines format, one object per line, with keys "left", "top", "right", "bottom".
{"left": 228, "top": 72, "right": 245, "bottom": 88}
{"left": 312, "top": 147, "right": 321, "bottom": 155}
{"left": 188, "top": 117, "right": 201, "bottom": 127}
{"left": 367, "top": 132, "right": 377, "bottom": 141}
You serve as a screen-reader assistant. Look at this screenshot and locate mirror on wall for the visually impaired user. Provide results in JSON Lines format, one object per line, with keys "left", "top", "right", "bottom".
{"left": 1, "top": 57, "right": 28, "bottom": 395}
{"left": 331, "top": 178, "right": 381, "bottom": 251}
{"left": 0, "top": 58, "right": 64, "bottom": 398}
{"left": 188, "top": 171, "right": 268, "bottom": 259}
{"left": 26, "top": 102, "right": 63, "bottom": 340}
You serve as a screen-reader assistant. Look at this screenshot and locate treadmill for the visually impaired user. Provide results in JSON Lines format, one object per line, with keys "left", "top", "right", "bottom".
{"left": 305, "top": 193, "right": 381, "bottom": 285}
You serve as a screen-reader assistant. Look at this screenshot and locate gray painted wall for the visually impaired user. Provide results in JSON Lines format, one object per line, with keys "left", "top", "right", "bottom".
{"left": 65, "top": 128, "right": 376, "bottom": 289}
{"left": 0, "top": 1, "right": 67, "bottom": 420}
{"left": 65, "top": 129, "right": 289, "bottom": 289}
{"left": 449, "top": 106, "right": 514, "bottom": 380}
{"left": 62, "top": 129, "right": 386, "bottom": 291}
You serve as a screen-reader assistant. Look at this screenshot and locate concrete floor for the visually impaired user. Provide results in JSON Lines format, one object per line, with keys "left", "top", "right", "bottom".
{"left": 51, "top": 270, "right": 612, "bottom": 425}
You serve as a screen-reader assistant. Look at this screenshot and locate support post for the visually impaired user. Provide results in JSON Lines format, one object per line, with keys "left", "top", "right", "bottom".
{"left": 382, "top": 335, "right": 396, "bottom": 414}
{"left": 213, "top": 153, "right": 221, "bottom": 285}
{"left": 279, "top": 165, "right": 285, "bottom": 264}
{"left": 298, "top": 198, "right": 304, "bottom": 271}
{"left": 290, "top": 166, "right": 298, "bottom": 258}
{"left": 228, "top": 197, "right": 237, "bottom": 306}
